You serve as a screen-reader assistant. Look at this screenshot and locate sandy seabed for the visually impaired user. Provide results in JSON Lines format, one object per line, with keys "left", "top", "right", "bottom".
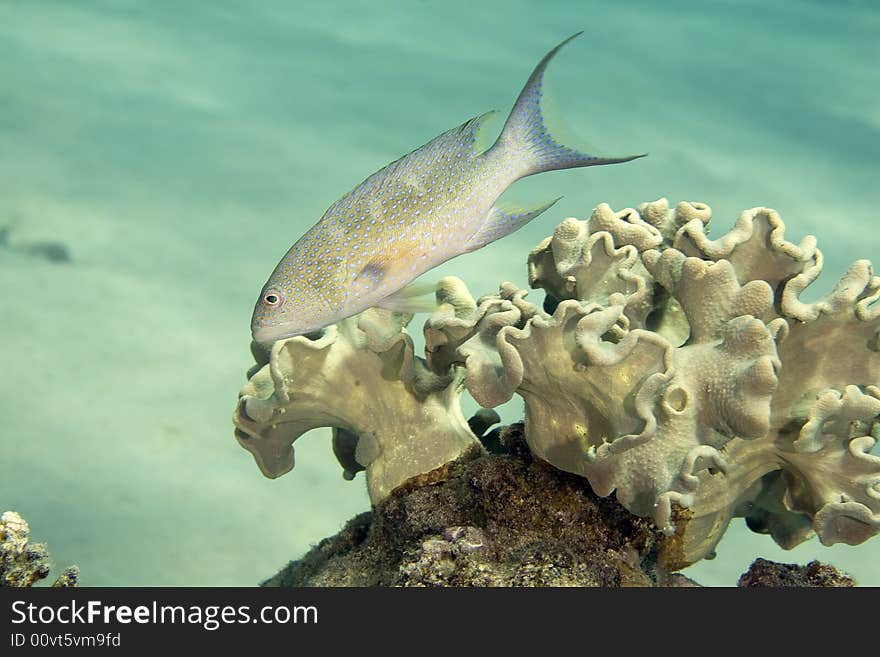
{"left": 1, "top": 0, "right": 878, "bottom": 585}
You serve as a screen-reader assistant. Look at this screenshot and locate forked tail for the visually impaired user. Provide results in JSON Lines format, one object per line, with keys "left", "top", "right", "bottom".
{"left": 493, "top": 32, "right": 645, "bottom": 177}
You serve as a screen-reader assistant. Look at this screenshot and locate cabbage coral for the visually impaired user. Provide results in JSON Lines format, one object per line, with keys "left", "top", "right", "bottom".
{"left": 234, "top": 199, "right": 880, "bottom": 568}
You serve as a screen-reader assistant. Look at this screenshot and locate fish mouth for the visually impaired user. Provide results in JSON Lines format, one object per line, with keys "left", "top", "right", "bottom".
{"left": 251, "top": 325, "right": 289, "bottom": 344}
{"left": 251, "top": 322, "right": 320, "bottom": 344}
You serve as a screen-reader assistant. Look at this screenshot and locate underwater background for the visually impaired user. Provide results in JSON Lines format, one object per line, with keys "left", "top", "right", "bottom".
{"left": 1, "top": 0, "right": 878, "bottom": 585}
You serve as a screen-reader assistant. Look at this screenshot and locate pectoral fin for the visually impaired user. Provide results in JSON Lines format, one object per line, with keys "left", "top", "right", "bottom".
{"left": 354, "top": 234, "right": 429, "bottom": 291}
{"left": 465, "top": 198, "right": 562, "bottom": 252}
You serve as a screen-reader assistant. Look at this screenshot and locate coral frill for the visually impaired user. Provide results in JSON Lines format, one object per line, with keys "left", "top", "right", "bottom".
{"left": 235, "top": 199, "right": 880, "bottom": 571}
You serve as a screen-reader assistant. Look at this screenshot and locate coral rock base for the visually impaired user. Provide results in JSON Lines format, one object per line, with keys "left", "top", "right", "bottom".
{"left": 0, "top": 511, "right": 78, "bottom": 587}
{"left": 265, "top": 425, "right": 856, "bottom": 587}
{"left": 737, "top": 558, "right": 854, "bottom": 587}
{"left": 264, "top": 425, "right": 690, "bottom": 587}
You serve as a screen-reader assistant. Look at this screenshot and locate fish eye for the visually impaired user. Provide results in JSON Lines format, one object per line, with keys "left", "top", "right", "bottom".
{"left": 263, "top": 291, "right": 283, "bottom": 307}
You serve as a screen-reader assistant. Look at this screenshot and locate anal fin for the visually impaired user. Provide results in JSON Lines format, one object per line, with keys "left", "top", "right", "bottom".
{"left": 465, "top": 198, "right": 562, "bottom": 252}
{"left": 375, "top": 280, "right": 439, "bottom": 313}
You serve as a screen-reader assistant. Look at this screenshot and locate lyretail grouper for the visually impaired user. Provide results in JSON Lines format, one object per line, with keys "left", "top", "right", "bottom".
{"left": 251, "top": 33, "right": 643, "bottom": 343}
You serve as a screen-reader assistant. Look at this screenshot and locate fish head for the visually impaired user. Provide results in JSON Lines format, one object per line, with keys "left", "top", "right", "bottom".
{"left": 250, "top": 272, "right": 333, "bottom": 343}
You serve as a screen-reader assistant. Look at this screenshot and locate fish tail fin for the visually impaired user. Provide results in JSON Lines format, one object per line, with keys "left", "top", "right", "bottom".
{"left": 494, "top": 32, "right": 646, "bottom": 178}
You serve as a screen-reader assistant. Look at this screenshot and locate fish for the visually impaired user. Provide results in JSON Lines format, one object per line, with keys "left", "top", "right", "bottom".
{"left": 251, "top": 32, "right": 644, "bottom": 343}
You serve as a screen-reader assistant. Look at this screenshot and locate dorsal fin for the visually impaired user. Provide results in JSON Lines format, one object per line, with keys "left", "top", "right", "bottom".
{"left": 370, "top": 110, "right": 498, "bottom": 183}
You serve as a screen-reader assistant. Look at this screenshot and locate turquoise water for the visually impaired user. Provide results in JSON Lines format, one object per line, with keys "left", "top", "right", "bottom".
{"left": 1, "top": 0, "right": 878, "bottom": 585}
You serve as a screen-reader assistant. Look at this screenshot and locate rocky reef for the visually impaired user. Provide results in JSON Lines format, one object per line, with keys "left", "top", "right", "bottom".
{"left": 737, "top": 558, "right": 854, "bottom": 587}
{"left": 264, "top": 424, "right": 692, "bottom": 586}
{"left": 235, "top": 199, "right": 880, "bottom": 580}
{"left": 0, "top": 511, "right": 78, "bottom": 587}
{"left": 264, "top": 425, "right": 852, "bottom": 587}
